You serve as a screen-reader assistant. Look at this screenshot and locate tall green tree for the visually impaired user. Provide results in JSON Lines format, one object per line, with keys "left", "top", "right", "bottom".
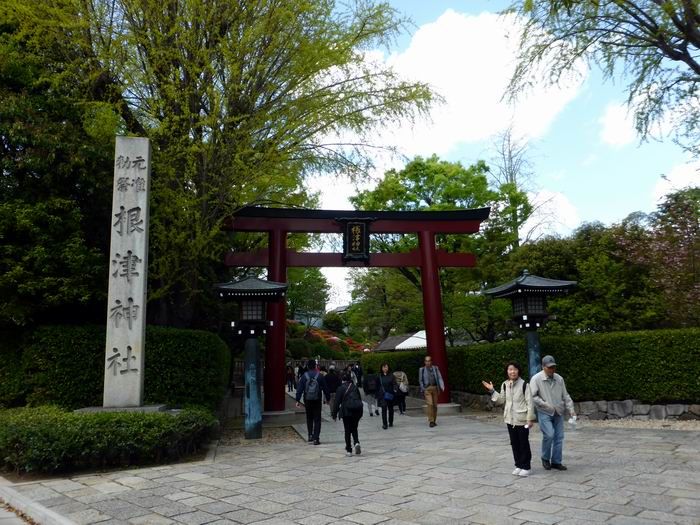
{"left": 1, "top": 0, "right": 434, "bottom": 328}
{"left": 286, "top": 268, "right": 330, "bottom": 328}
{"left": 618, "top": 188, "right": 700, "bottom": 327}
{"left": 350, "top": 155, "right": 528, "bottom": 343}
{"left": 0, "top": 1, "right": 116, "bottom": 328}
{"left": 506, "top": 0, "right": 700, "bottom": 152}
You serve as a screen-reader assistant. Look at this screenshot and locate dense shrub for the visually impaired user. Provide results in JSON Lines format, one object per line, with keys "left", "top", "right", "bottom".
{"left": 322, "top": 312, "right": 345, "bottom": 333}
{"left": 0, "top": 331, "right": 26, "bottom": 408}
{"left": 17, "top": 325, "right": 229, "bottom": 409}
{"left": 362, "top": 328, "right": 700, "bottom": 403}
{"left": 287, "top": 338, "right": 311, "bottom": 359}
{"left": 0, "top": 406, "right": 217, "bottom": 474}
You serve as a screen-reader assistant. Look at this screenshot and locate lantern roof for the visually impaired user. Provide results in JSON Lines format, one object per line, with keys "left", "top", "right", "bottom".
{"left": 214, "top": 276, "right": 288, "bottom": 300}
{"left": 482, "top": 270, "right": 577, "bottom": 299}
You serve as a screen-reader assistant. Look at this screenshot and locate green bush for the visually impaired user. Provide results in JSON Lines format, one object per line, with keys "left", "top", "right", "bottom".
{"left": 362, "top": 328, "right": 700, "bottom": 403}
{"left": 322, "top": 312, "right": 345, "bottom": 333}
{"left": 287, "top": 338, "right": 311, "bottom": 359}
{"left": 20, "top": 325, "right": 230, "bottom": 409}
{"left": 0, "top": 331, "right": 27, "bottom": 408}
{"left": 0, "top": 406, "right": 217, "bottom": 474}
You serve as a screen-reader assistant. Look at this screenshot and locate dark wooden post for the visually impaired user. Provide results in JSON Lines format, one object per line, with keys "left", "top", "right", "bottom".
{"left": 265, "top": 229, "right": 287, "bottom": 412}
{"left": 418, "top": 230, "right": 450, "bottom": 403}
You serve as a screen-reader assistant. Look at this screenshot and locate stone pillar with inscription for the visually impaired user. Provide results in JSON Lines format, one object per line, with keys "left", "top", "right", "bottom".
{"left": 103, "top": 137, "right": 150, "bottom": 407}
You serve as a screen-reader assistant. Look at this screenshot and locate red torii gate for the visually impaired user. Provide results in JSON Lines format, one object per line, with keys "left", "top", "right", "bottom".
{"left": 225, "top": 206, "right": 490, "bottom": 412}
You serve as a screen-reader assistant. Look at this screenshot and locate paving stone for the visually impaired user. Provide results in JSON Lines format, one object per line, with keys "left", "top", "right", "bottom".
{"left": 128, "top": 514, "right": 175, "bottom": 524}
{"left": 172, "top": 511, "right": 219, "bottom": 524}
{"left": 220, "top": 509, "right": 268, "bottom": 523}
{"left": 67, "top": 508, "right": 112, "bottom": 524}
{"left": 345, "top": 512, "right": 390, "bottom": 525}
{"left": 559, "top": 507, "right": 612, "bottom": 522}
{"left": 510, "top": 510, "right": 562, "bottom": 524}
{"left": 195, "top": 502, "right": 240, "bottom": 515}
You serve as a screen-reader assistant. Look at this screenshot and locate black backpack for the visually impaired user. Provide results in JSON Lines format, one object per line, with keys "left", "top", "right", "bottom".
{"left": 342, "top": 383, "right": 363, "bottom": 412}
{"left": 305, "top": 372, "right": 321, "bottom": 401}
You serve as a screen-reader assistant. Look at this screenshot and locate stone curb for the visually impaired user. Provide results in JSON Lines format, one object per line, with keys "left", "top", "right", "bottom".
{"left": 0, "top": 483, "right": 76, "bottom": 525}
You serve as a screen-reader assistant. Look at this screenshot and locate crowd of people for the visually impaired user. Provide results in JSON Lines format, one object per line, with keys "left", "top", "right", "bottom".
{"left": 290, "top": 354, "right": 576, "bottom": 476}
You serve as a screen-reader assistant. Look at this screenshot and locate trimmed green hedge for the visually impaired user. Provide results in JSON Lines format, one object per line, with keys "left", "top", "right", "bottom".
{"left": 362, "top": 328, "right": 700, "bottom": 403}
{"left": 0, "top": 406, "right": 217, "bottom": 473}
{"left": 1, "top": 325, "right": 229, "bottom": 409}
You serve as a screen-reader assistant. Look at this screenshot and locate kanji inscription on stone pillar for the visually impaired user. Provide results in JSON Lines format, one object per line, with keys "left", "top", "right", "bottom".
{"left": 104, "top": 137, "right": 150, "bottom": 407}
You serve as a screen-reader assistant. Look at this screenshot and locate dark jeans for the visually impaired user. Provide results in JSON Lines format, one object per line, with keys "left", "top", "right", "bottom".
{"left": 286, "top": 379, "right": 295, "bottom": 391}
{"left": 381, "top": 400, "right": 395, "bottom": 426}
{"left": 507, "top": 424, "right": 532, "bottom": 470}
{"left": 342, "top": 414, "right": 361, "bottom": 451}
{"left": 396, "top": 393, "right": 407, "bottom": 413}
{"left": 305, "top": 400, "right": 322, "bottom": 440}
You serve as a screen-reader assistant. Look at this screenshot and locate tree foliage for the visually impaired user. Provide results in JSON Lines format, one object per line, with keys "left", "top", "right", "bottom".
{"left": 507, "top": 0, "right": 700, "bottom": 152}
{"left": 286, "top": 268, "right": 330, "bottom": 327}
{"left": 0, "top": 0, "right": 435, "bottom": 328}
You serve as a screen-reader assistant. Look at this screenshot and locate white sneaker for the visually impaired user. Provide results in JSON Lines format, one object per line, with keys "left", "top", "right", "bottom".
{"left": 346, "top": 451, "right": 353, "bottom": 457}
{"left": 512, "top": 468, "right": 521, "bottom": 475}
{"left": 354, "top": 442, "right": 361, "bottom": 455}
{"left": 518, "top": 469, "right": 531, "bottom": 477}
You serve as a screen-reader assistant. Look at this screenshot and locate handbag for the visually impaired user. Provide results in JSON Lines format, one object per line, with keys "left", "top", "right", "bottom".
{"left": 399, "top": 383, "right": 408, "bottom": 393}
{"left": 383, "top": 391, "right": 394, "bottom": 401}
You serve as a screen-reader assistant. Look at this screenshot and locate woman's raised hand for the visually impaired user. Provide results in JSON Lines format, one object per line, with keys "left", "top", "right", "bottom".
{"left": 481, "top": 380, "right": 493, "bottom": 391}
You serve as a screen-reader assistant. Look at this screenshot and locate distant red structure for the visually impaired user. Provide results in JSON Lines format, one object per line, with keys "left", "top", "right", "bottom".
{"left": 224, "top": 207, "right": 490, "bottom": 411}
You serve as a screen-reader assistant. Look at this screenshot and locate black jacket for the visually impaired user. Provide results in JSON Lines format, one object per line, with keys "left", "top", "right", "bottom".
{"left": 325, "top": 371, "right": 341, "bottom": 394}
{"left": 332, "top": 381, "right": 364, "bottom": 419}
{"left": 378, "top": 372, "right": 398, "bottom": 406}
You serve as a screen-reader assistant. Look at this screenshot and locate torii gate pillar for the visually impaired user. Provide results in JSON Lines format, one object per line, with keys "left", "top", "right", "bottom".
{"left": 265, "top": 229, "right": 287, "bottom": 412}
{"left": 419, "top": 230, "right": 451, "bottom": 403}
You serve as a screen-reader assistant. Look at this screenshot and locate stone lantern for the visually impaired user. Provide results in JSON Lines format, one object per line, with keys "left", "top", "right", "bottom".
{"left": 215, "top": 276, "right": 288, "bottom": 439}
{"left": 483, "top": 270, "right": 576, "bottom": 377}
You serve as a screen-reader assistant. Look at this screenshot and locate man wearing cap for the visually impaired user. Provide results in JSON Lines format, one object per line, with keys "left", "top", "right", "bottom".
{"left": 529, "top": 355, "right": 575, "bottom": 471}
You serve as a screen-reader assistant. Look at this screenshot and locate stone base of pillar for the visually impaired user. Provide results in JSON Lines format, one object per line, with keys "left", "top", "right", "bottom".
{"left": 434, "top": 402, "right": 463, "bottom": 415}
{"left": 75, "top": 404, "right": 168, "bottom": 414}
{"left": 262, "top": 410, "right": 305, "bottom": 425}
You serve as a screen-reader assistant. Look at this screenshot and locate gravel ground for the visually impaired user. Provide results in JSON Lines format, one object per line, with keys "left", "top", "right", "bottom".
{"left": 218, "top": 424, "right": 303, "bottom": 446}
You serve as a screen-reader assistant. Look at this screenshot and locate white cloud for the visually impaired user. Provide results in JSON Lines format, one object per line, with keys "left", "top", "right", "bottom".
{"left": 522, "top": 190, "right": 580, "bottom": 240}
{"left": 599, "top": 102, "right": 636, "bottom": 147}
{"left": 377, "top": 10, "right": 585, "bottom": 157}
{"left": 652, "top": 160, "right": 700, "bottom": 204}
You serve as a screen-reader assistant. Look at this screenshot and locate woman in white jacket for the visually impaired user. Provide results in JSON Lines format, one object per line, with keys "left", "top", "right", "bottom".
{"left": 482, "top": 361, "right": 536, "bottom": 477}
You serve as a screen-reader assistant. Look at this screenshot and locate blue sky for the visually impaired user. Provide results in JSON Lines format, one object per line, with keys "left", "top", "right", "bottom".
{"left": 316, "top": 0, "right": 699, "bottom": 307}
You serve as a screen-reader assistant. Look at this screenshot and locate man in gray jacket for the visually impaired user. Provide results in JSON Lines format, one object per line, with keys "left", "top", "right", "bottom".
{"left": 529, "top": 355, "right": 576, "bottom": 471}
{"left": 418, "top": 355, "right": 445, "bottom": 427}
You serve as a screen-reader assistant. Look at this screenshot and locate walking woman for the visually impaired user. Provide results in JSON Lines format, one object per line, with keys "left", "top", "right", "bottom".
{"left": 331, "top": 371, "right": 364, "bottom": 456}
{"left": 393, "top": 369, "right": 409, "bottom": 415}
{"left": 378, "top": 363, "right": 398, "bottom": 429}
{"left": 482, "top": 361, "right": 536, "bottom": 476}
{"left": 285, "top": 365, "right": 296, "bottom": 392}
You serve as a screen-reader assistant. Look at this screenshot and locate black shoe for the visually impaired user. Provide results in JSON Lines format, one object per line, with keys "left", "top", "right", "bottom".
{"left": 370, "top": 413, "right": 374, "bottom": 417}
{"left": 308, "top": 436, "right": 313, "bottom": 443}
{"left": 382, "top": 424, "right": 388, "bottom": 429}
{"left": 542, "top": 459, "right": 552, "bottom": 470}
{"left": 389, "top": 423, "right": 393, "bottom": 427}
{"left": 375, "top": 410, "right": 379, "bottom": 415}
{"left": 429, "top": 422, "right": 436, "bottom": 427}
{"left": 551, "top": 463, "right": 567, "bottom": 471}
{"left": 313, "top": 440, "right": 320, "bottom": 445}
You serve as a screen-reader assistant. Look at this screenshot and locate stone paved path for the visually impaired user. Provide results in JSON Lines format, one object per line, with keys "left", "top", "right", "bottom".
{"left": 3, "top": 401, "right": 700, "bottom": 525}
{"left": 0, "top": 505, "right": 27, "bottom": 525}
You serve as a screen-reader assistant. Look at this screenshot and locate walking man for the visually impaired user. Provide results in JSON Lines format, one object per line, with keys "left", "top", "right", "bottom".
{"left": 295, "top": 359, "right": 330, "bottom": 445}
{"left": 418, "top": 355, "right": 445, "bottom": 427}
{"left": 530, "top": 355, "right": 576, "bottom": 470}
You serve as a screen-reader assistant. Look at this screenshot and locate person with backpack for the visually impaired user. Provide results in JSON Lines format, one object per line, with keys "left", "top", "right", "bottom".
{"left": 393, "top": 369, "right": 409, "bottom": 415}
{"left": 295, "top": 359, "right": 330, "bottom": 445}
{"left": 482, "top": 361, "right": 536, "bottom": 477}
{"left": 362, "top": 368, "right": 380, "bottom": 417}
{"left": 378, "top": 363, "right": 398, "bottom": 429}
{"left": 331, "top": 371, "right": 364, "bottom": 456}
